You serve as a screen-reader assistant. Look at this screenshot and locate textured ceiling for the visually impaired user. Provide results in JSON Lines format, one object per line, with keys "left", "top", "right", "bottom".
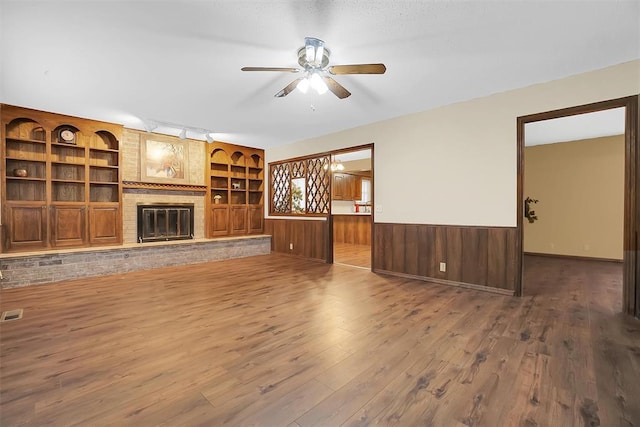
{"left": 1, "top": 1, "right": 638, "bottom": 148}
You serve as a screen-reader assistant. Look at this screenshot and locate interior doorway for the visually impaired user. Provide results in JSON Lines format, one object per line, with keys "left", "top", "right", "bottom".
{"left": 516, "top": 96, "right": 639, "bottom": 318}
{"left": 330, "top": 146, "right": 373, "bottom": 269}
{"left": 522, "top": 108, "right": 625, "bottom": 309}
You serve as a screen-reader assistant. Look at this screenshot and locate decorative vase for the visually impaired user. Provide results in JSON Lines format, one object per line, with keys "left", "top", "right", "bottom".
{"left": 13, "top": 169, "right": 28, "bottom": 177}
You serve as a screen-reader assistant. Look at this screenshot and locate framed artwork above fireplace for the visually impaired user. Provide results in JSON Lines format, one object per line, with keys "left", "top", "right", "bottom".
{"left": 140, "top": 134, "right": 190, "bottom": 184}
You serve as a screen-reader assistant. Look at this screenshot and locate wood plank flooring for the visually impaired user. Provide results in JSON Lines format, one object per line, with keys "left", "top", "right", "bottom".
{"left": 0, "top": 253, "right": 638, "bottom": 426}
{"left": 334, "top": 242, "right": 371, "bottom": 269}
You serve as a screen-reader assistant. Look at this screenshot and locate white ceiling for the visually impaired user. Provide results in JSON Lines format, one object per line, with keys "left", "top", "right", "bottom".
{"left": 525, "top": 107, "right": 626, "bottom": 147}
{"left": 1, "top": 1, "right": 639, "bottom": 149}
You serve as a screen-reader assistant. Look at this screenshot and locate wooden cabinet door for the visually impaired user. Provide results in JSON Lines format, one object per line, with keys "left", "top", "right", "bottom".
{"left": 353, "top": 176, "right": 363, "bottom": 201}
{"left": 333, "top": 173, "right": 345, "bottom": 200}
{"left": 210, "top": 206, "right": 230, "bottom": 236}
{"left": 343, "top": 174, "right": 354, "bottom": 200}
{"left": 231, "top": 206, "right": 248, "bottom": 235}
{"left": 4, "top": 203, "right": 48, "bottom": 251}
{"left": 51, "top": 205, "right": 87, "bottom": 247}
{"left": 89, "top": 205, "right": 121, "bottom": 245}
{"left": 248, "top": 205, "right": 264, "bottom": 234}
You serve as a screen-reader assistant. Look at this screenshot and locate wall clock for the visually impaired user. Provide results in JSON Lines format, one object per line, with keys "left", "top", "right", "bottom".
{"left": 59, "top": 129, "right": 76, "bottom": 144}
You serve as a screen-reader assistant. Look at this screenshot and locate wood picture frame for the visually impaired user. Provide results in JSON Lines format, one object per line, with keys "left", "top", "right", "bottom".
{"left": 140, "top": 134, "right": 189, "bottom": 184}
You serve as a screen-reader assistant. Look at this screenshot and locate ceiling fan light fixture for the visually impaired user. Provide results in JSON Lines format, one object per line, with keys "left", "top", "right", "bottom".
{"left": 310, "top": 73, "right": 328, "bottom": 95}
{"left": 297, "top": 78, "right": 310, "bottom": 94}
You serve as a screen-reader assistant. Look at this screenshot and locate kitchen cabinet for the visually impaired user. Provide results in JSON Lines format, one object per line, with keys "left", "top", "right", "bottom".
{"left": 332, "top": 173, "right": 363, "bottom": 201}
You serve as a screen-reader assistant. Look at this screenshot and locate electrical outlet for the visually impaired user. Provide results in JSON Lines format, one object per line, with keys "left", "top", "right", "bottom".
{"left": 289, "top": 243, "right": 293, "bottom": 250}
{"left": 439, "top": 262, "right": 446, "bottom": 272}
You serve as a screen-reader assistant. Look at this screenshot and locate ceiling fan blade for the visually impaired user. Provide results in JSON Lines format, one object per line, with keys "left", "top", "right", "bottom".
{"left": 275, "top": 78, "right": 303, "bottom": 98}
{"left": 328, "top": 64, "right": 387, "bottom": 75}
{"left": 322, "top": 76, "right": 351, "bottom": 99}
{"left": 241, "top": 67, "right": 300, "bottom": 73}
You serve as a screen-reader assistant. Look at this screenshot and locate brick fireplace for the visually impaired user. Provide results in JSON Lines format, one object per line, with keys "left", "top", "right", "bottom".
{"left": 137, "top": 203, "right": 194, "bottom": 243}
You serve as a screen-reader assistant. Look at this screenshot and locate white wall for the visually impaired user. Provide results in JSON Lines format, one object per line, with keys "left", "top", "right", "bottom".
{"left": 266, "top": 60, "right": 640, "bottom": 226}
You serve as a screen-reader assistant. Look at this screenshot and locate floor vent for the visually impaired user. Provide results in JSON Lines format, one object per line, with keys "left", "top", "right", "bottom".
{"left": 1, "top": 309, "right": 23, "bottom": 322}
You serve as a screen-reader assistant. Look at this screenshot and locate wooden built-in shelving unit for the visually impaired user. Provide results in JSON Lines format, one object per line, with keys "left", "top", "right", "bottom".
{"left": 1, "top": 104, "right": 123, "bottom": 252}
{"left": 206, "top": 141, "right": 264, "bottom": 236}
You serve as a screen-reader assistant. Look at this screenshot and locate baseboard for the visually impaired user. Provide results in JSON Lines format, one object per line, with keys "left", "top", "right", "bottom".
{"left": 524, "top": 252, "right": 623, "bottom": 263}
{"left": 372, "top": 268, "right": 515, "bottom": 296}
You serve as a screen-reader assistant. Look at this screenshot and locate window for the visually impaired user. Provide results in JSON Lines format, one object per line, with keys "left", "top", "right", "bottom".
{"left": 269, "top": 155, "right": 330, "bottom": 215}
{"left": 361, "top": 178, "right": 371, "bottom": 203}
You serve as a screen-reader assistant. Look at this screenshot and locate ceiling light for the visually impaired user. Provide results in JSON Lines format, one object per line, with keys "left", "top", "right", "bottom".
{"left": 297, "top": 78, "right": 310, "bottom": 94}
{"left": 330, "top": 160, "right": 344, "bottom": 171}
{"left": 143, "top": 121, "right": 157, "bottom": 132}
{"left": 144, "top": 119, "right": 216, "bottom": 142}
{"left": 310, "top": 73, "right": 328, "bottom": 95}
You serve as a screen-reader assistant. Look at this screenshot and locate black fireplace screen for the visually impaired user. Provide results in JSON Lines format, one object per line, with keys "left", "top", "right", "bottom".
{"left": 137, "top": 204, "right": 194, "bottom": 243}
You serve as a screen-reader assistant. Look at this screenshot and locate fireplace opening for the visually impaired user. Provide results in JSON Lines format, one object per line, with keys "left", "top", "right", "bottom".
{"left": 137, "top": 204, "right": 194, "bottom": 243}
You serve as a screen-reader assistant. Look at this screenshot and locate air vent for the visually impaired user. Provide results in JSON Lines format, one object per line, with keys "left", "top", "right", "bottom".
{"left": 1, "top": 309, "right": 23, "bottom": 322}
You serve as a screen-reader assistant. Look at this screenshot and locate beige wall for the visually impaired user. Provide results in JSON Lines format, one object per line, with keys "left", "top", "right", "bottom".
{"left": 524, "top": 135, "right": 624, "bottom": 260}
{"left": 266, "top": 60, "right": 639, "bottom": 226}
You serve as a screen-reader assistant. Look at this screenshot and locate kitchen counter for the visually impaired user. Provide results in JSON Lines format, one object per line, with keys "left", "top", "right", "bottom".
{"left": 333, "top": 214, "right": 371, "bottom": 245}
{"left": 332, "top": 212, "right": 371, "bottom": 216}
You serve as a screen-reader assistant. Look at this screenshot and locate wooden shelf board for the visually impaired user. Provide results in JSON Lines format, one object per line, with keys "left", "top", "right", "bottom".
{"left": 6, "top": 137, "right": 46, "bottom": 144}
{"left": 89, "top": 164, "right": 119, "bottom": 169}
{"left": 51, "top": 142, "right": 85, "bottom": 149}
{"left": 5, "top": 176, "right": 46, "bottom": 182}
{"left": 52, "top": 179, "right": 85, "bottom": 184}
{"left": 89, "top": 147, "right": 119, "bottom": 153}
{"left": 5, "top": 157, "right": 46, "bottom": 162}
{"left": 51, "top": 161, "right": 85, "bottom": 166}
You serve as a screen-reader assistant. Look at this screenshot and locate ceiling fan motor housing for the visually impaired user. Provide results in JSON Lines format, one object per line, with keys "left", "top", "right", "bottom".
{"left": 297, "top": 46, "right": 331, "bottom": 69}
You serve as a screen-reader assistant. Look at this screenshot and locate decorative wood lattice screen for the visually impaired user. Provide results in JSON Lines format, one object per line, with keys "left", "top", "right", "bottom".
{"left": 269, "top": 155, "right": 330, "bottom": 215}
{"left": 306, "top": 157, "right": 330, "bottom": 214}
{"left": 270, "top": 163, "right": 291, "bottom": 213}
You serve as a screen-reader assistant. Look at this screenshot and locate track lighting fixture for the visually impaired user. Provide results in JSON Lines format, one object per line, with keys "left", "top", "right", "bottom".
{"left": 143, "top": 119, "right": 216, "bottom": 143}
{"left": 143, "top": 121, "right": 157, "bottom": 133}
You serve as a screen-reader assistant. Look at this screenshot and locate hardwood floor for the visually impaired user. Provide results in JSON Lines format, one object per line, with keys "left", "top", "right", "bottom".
{"left": 334, "top": 242, "right": 371, "bottom": 269}
{"left": 0, "top": 254, "right": 638, "bottom": 426}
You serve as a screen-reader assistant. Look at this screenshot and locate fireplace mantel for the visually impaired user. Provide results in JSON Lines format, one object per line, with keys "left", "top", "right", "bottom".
{"left": 123, "top": 181, "right": 207, "bottom": 193}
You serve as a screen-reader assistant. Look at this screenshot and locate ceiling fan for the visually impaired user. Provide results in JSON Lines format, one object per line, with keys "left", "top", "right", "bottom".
{"left": 241, "top": 37, "right": 386, "bottom": 99}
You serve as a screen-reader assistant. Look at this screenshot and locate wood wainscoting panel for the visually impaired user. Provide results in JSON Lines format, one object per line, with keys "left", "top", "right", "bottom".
{"left": 264, "top": 218, "right": 329, "bottom": 262}
{"left": 373, "top": 223, "right": 518, "bottom": 293}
